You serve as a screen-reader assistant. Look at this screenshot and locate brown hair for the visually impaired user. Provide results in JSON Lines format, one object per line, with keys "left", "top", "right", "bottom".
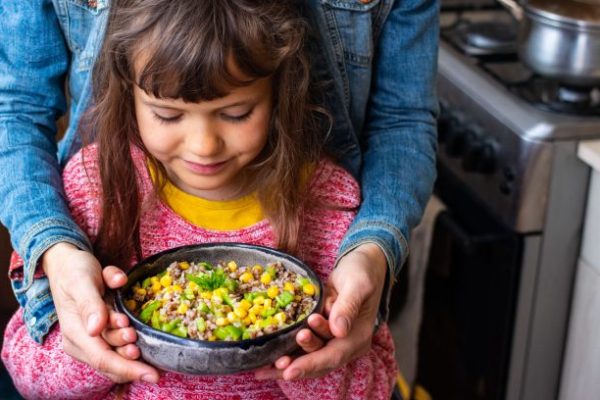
{"left": 84, "top": 0, "right": 327, "bottom": 267}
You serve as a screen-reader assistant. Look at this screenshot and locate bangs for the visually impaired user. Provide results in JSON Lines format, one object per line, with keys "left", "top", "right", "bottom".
{"left": 115, "top": 0, "right": 277, "bottom": 102}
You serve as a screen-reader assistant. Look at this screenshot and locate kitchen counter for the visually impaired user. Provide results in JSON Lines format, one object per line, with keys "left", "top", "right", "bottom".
{"left": 558, "top": 140, "right": 600, "bottom": 400}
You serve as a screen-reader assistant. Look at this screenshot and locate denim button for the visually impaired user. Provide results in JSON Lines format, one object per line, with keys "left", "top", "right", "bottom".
{"left": 29, "top": 316, "right": 37, "bottom": 326}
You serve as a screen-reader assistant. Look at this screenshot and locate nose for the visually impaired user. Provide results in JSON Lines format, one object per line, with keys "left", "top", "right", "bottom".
{"left": 185, "top": 120, "right": 223, "bottom": 158}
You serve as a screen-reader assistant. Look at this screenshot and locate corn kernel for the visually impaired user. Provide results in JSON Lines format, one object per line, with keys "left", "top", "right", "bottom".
{"left": 177, "top": 303, "right": 189, "bottom": 314}
{"left": 216, "top": 317, "right": 228, "bottom": 326}
{"left": 227, "top": 312, "right": 237, "bottom": 323}
{"left": 260, "top": 272, "right": 272, "bottom": 285}
{"left": 200, "top": 291, "right": 213, "bottom": 299}
{"left": 227, "top": 261, "right": 238, "bottom": 272}
{"left": 295, "top": 295, "right": 302, "bottom": 301}
{"left": 274, "top": 312, "right": 287, "bottom": 324}
{"left": 267, "top": 286, "right": 279, "bottom": 299}
{"left": 243, "top": 316, "right": 253, "bottom": 325}
{"left": 303, "top": 283, "right": 316, "bottom": 296}
{"left": 284, "top": 282, "right": 295, "bottom": 293}
{"left": 160, "top": 275, "right": 172, "bottom": 288}
{"left": 234, "top": 307, "right": 248, "bottom": 319}
{"left": 135, "top": 288, "right": 147, "bottom": 296}
{"left": 125, "top": 299, "right": 137, "bottom": 312}
{"left": 252, "top": 264, "right": 263, "bottom": 274}
{"left": 188, "top": 281, "right": 198, "bottom": 291}
{"left": 208, "top": 335, "right": 217, "bottom": 341}
{"left": 178, "top": 261, "right": 190, "bottom": 270}
{"left": 151, "top": 276, "right": 159, "bottom": 283}
{"left": 264, "top": 298, "right": 272, "bottom": 309}
{"left": 240, "top": 272, "right": 253, "bottom": 283}
{"left": 252, "top": 296, "right": 265, "bottom": 305}
{"left": 151, "top": 282, "right": 162, "bottom": 293}
{"left": 249, "top": 312, "right": 257, "bottom": 323}
{"left": 249, "top": 305, "right": 263, "bottom": 315}
{"left": 171, "top": 285, "right": 183, "bottom": 293}
{"left": 239, "top": 299, "right": 252, "bottom": 310}
{"left": 165, "top": 287, "right": 174, "bottom": 294}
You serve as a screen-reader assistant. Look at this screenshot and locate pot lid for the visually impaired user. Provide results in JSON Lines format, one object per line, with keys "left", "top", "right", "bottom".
{"left": 526, "top": 0, "right": 600, "bottom": 27}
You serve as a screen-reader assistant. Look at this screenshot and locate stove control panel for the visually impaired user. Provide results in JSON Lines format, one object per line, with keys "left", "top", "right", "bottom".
{"left": 436, "top": 90, "right": 552, "bottom": 233}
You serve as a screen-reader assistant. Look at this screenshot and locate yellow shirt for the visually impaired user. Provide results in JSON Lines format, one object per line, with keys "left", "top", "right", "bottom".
{"left": 161, "top": 181, "right": 265, "bottom": 230}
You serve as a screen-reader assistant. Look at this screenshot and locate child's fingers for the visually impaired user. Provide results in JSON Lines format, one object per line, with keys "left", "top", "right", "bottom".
{"left": 102, "top": 326, "right": 137, "bottom": 347}
{"left": 103, "top": 266, "right": 128, "bottom": 289}
{"left": 296, "top": 328, "right": 325, "bottom": 353}
{"left": 253, "top": 365, "right": 284, "bottom": 380}
{"left": 108, "top": 308, "right": 130, "bottom": 329}
{"left": 115, "top": 344, "right": 141, "bottom": 360}
{"left": 306, "top": 314, "right": 333, "bottom": 340}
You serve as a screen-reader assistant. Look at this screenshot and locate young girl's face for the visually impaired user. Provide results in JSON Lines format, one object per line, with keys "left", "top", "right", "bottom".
{"left": 134, "top": 76, "right": 272, "bottom": 201}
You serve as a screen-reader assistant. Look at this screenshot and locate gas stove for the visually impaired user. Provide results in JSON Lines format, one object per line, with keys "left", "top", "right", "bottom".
{"left": 437, "top": 3, "right": 600, "bottom": 233}
{"left": 417, "top": 2, "right": 600, "bottom": 400}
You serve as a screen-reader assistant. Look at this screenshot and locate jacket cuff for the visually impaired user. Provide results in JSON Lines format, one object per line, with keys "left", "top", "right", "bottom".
{"left": 14, "top": 218, "right": 92, "bottom": 294}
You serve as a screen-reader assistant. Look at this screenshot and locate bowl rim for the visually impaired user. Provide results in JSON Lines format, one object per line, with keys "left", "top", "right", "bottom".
{"left": 115, "top": 242, "right": 324, "bottom": 349}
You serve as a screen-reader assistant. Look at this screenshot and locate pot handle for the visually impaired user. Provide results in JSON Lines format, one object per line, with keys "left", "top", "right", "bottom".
{"left": 497, "top": 0, "right": 524, "bottom": 20}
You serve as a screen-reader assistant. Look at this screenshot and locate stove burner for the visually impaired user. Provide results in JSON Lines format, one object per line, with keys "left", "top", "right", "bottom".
{"left": 443, "top": 19, "right": 518, "bottom": 58}
{"left": 512, "top": 79, "right": 600, "bottom": 116}
{"left": 462, "top": 21, "right": 516, "bottom": 52}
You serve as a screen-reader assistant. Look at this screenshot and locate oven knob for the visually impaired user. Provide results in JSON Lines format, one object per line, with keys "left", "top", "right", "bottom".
{"left": 463, "top": 140, "right": 497, "bottom": 174}
{"left": 445, "top": 126, "right": 467, "bottom": 157}
{"left": 462, "top": 140, "right": 483, "bottom": 172}
{"left": 437, "top": 114, "right": 455, "bottom": 143}
{"left": 478, "top": 142, "right": 497, "bottom": 174}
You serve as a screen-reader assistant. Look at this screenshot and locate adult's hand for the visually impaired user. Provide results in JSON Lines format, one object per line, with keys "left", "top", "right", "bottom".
{"left": 43, "top": 242, "right": 159, "bottom": 383}
{"left": 255, "top": 242, "right": 388, "bottom": 380}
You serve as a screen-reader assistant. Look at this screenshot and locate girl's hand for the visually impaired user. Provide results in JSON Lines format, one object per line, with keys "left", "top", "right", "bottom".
{"left": 101, "top": 306, "right": 142, "bottom": 361}
{"left": 43, "top": 243, "right": 159, "bottom": 383}
{"left": 254, "top": 243, "right": 387, "bottom": 380}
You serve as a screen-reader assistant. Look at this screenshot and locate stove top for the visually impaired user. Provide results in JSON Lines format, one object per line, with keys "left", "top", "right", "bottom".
{"left": 439, "top": 4, "right": 600, "bottom": 139}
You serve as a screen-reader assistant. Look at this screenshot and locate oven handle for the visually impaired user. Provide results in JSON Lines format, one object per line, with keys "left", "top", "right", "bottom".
{"left": 436, "top": 211, "right": 505, "bottom": 255}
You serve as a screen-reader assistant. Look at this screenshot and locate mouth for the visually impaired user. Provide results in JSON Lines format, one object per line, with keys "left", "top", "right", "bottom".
{"left": 183, "top": 159, "right": 229, "bottom": 175}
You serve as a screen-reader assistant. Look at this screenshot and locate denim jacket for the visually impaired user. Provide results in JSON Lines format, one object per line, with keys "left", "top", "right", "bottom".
{"left": 0, "top": 0, "right": 438, "bottom": 343}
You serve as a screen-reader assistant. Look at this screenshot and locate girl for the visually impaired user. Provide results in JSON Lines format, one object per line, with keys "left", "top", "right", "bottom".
{"left": 2, "top": 0, "right": 398, "bottom": 398}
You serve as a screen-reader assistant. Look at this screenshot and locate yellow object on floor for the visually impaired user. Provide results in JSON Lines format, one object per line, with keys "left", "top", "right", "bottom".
{"left": 413, "top": 385, "right": 432, "bottom": 400}
{"left": 396, "top": 372, "right": 411, "bottom": 400}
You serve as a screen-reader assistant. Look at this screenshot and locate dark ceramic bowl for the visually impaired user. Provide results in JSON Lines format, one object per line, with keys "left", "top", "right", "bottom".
{"left": 115, "top": 243, "right": 323, "bottom": 375}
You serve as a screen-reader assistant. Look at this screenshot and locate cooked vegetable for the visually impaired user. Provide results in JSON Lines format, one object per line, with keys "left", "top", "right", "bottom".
{"left": 126, "top": 260, "right": 318, "bottom": 341}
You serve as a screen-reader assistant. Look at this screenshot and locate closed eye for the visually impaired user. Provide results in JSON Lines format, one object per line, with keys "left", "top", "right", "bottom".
{"left": 221, "top": 109, "right": 254, "bottom": 123}
{"left": 152, "top": 112, "right": 182, "bottom": 124}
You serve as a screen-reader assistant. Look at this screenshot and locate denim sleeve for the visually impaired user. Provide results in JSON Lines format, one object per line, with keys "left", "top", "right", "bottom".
{"left": 0, "top": 1, "right": 91, "bottom": 301}
{"left": 338, "top": 0, "right": 439, "bottom": 282}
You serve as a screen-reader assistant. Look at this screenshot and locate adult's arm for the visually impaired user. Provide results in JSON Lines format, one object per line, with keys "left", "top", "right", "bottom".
{"left": 0, "top": 0, "right": 92, "bottom": 318}
{"left": 0, "top": 0, "right": 157, "bottom": 383}
{"left": 261, "top": 0, "right": 439, "bottom": 380}
{"left": 339, "top": 0, "right": 439, "bottom": 300}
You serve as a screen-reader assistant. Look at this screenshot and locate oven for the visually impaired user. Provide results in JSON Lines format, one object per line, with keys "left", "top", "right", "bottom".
{"left": 407, "top": 1, "right": 600, "bottom": 399}
{"left": 416, "top": 168, "right": 523, "bottom": 400}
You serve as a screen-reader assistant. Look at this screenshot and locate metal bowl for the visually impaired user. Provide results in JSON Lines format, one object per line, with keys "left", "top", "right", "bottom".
{"left": 115, "top": 243, "right": 323, "bottom": 375}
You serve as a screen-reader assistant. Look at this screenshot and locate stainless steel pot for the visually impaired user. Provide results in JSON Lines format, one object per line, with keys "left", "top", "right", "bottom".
{"left": 498, "top": 0, "right": 600, "bottom": 87}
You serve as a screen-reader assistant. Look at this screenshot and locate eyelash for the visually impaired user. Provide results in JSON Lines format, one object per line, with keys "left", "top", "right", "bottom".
{"left": 221, "top": 109, "right": 254, "bottom": 123}
{"left": 152, "top": 113, "right": 182, "bottom": 125}
{"left": 151, "top": 109, "right": 254, "bottom": 125}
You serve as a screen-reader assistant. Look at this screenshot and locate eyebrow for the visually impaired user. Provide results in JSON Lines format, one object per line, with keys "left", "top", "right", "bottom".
{"left": 141, "top": 99, "right": 254, "bottom": 111}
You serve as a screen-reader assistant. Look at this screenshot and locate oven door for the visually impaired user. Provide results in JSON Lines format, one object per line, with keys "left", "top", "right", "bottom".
{"left": 415, "top": 168, "right": 524, "bottom": 400}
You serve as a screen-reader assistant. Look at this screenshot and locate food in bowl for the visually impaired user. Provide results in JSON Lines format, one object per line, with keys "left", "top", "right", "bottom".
{"left": 115, "top": 243, "right": 323, "bottom": 375}
{"left": 124, "top": 259, "right": 319, "bottom": 341}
